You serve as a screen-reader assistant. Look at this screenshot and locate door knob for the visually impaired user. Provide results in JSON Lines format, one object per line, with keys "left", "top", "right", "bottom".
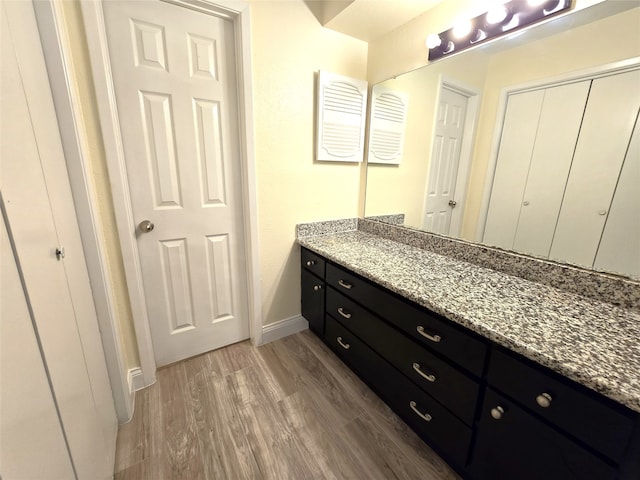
{"left": 491, "top": 405, "right": 505, "bottom": 420}
{"left": 138, "top": 220, "right": 155, "bottom": 233}
{"left": 448, "top": 200, "right": 457, "bottom": 207}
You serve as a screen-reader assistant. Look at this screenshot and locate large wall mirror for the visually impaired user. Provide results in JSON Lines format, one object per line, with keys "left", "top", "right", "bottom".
{"left": 365, "top": 1, "right": 640, "bottom": 280}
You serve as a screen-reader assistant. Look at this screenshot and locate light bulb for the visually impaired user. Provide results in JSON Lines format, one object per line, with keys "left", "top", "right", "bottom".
{"left": 452, "top": 20, "right": 473, "bottom": 39}
{"left": 426, "top": 33, "right": 442, "bottom": 49}
{"left": 486, "top": 5, "right": 508, "bottom": 24}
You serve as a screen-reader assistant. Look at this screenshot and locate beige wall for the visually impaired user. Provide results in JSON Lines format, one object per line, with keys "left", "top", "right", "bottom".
{"left": 58, "top": 0, "right": 367, "bottom": 371}
{"left": 249, "top": 1, "right": 367, "bottom": 327}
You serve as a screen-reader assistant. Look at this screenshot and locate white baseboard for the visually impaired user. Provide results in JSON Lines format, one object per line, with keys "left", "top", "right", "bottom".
{"left": 262, "top": 315, "right": 308, "bottom": 344}
{"left": 130, "top": 367, "right": 145, "bottom": 391}
{"left": 122, "top": 367, "right": 145, "bottom": 423}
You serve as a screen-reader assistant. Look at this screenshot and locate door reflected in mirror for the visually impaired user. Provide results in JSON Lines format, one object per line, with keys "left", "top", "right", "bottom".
{"left": 364, "top": 4, "right": 640, "bottom": 279}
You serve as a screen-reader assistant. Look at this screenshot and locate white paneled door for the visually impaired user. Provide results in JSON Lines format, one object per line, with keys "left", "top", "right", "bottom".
{"left": 423, "top": 87, "right": 468, "bottom": 235}
{"left": 102, "top": 1, "right": 249, "bottom": 366}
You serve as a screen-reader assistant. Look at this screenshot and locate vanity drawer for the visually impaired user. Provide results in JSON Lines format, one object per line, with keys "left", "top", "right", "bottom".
{"left": 326, "top": 263, "right": 487, "bottom": 376}
{"left": 470, "top": 387, "right": 617, "bottom": 480}
{"left": 327, "top": 287, "right": 479, "bottom": 425}
{"left": 301, "top": 248, "right": 325, "bottom": 278}
{"left": 325, "top": 316, "right": 472, "bottom": 468}
{"left": 488, "top": 348, "right": 635, "bottom": 463}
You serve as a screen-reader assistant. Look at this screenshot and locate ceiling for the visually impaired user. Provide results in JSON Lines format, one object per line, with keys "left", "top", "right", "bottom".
{"left": 305, "top": 0, "right": 445, "bottom": 42}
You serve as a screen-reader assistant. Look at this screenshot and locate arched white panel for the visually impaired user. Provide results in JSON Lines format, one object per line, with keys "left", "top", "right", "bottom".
{"left": 368, "top": 87, "right": 408, "bottom": 165}
{"left": 316, "top": 70, "right": 368, "bottom": 162}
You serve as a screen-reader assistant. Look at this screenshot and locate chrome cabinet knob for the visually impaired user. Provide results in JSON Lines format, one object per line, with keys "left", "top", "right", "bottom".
{"left": 491, "top": 405, "right": 505, "bottom": 420}
{"left": 536, "top": 392, "right": 553, "bottom": 408}
{"left": 139, "top": 220, "right": 155, "bottom": 233}
{"left": 306, "top": 260, "right": 315, "bottom": 267}
{"left": 313, "top": 285, "right": 322, "bottom": 291}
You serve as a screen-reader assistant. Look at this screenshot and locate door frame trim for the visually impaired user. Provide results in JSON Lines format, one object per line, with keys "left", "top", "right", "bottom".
{"left": 32, "top": 0, "right": 133, "bottom": 423}
{"left": 72, "top": 0, "right": 260, "bottom": 387}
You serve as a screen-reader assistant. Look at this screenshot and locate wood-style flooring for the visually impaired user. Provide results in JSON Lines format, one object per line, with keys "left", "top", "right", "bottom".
{"left": 114, "top": 330, "right": 461, "bottom": 479}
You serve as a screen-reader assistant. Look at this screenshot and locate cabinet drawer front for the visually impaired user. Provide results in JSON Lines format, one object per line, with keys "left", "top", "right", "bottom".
{"left": 489, "top": 349, "right": 634, "bottom": 463}
{"left": 326, "top": 263, "right": 487, "bottom": 376}
{"left": 327, "top": 288, "right": 479, "bottom": 425}
{"left": 471, "top": 388, "right": 617, "bottom": 480}
{"left": 301, "top": 248, "right": 325, "bottom": 278}
{"left": 325, "top": 316, "right": 472, "bottom": 468}
{"left": 301, "top": 268, "right": 325, "bottom": 335}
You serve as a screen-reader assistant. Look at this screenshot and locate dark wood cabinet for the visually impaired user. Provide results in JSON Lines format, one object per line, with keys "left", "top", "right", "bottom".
{"left": 300, "top": 246, "right": 640, "bottom": 479}
{"left": 326, "top": 287, "right": 480, "bottom": 426}
{"left": 326, "top": 263, "right": 487, "bottom": 376}
{"left": 487, "top": 348, "right": 635, "bottom": 464}
{"left": 470, "top": 388, "right": 617, "bottom": 480}
{"left": 301, "top": 249, "right": 326, "bottom": 335}
{"left": 301, "top": 268, "right": 324, "bottom": 335}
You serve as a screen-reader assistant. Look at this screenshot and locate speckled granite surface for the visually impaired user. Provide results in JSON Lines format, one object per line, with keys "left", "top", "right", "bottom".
{"left": 298, "top": 230, "right": 640, "bottom": 413}
{"left": 359, "top": 219, "right": 640, "bottom": 313}
{"left": 296, "top": 218, "right": 358, "bottom": 238}
{"left": 364, "top": 214, "right": 405, "bottom": 225}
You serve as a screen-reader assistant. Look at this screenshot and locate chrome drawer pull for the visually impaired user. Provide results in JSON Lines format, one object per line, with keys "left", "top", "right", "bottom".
{"left": 412, "top": 362, "right": 436, "bottom": 382}
{"left": 313, "top": 285, "right": 322, "bottom": 291}
{"left": 536, "top": 392, "right": 552, "bottom": 408}
{"left": 409, "top": 401, "right": 432, "bottom": 422}
{"left": 416, "top": 326, "right": 442, "bottom": 343}
{"left": 337, "top": 307, "right": 352, "bottom": 319}
{"left": 491, "top": 405, "right": 505, "bottom": 420}
{"left": 336, "top": 336, "right": 350, "bottom": 350}
{"left": 338, "top": 279, "right": 353, "bottom": 290}
{"left": 306, "top": 260, "right": 315, "bottom": 267}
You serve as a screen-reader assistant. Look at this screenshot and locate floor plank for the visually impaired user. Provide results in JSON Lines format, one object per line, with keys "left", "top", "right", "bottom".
{"left": 114, "top": 331, "right": 461, "bottom": 480}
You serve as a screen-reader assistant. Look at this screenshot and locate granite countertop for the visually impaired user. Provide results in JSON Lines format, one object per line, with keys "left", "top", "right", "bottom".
{"left": 298, "top": 230, "right": 640, "bottom": 413}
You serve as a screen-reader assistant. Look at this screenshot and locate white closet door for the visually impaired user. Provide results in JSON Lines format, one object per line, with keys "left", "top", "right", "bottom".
{"left": 1, "top": 2, "right": 115, "bottom": 478}
{"left": 594, "top": 111, "right": 640, "bottom": 277}
{"left": 1, "top": 214, "right": 75, "bottom": 480}
{"left": 513, "top": 80, "right": 591, "bottom": 257}
{"left": 483, "top": 89, "right": 545, "bottom": 249}
{"left": 550, "top": 69, "right": 640, "bottom": 267}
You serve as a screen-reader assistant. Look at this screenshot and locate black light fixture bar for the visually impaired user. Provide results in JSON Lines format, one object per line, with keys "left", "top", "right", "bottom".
{"left": 427, "top": 0, "right": 572, "bottom": 61}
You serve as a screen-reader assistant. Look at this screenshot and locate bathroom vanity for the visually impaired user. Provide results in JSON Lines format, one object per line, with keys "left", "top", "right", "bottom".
{"left": 298, "top": 220, "right": 640, "bottom": 479}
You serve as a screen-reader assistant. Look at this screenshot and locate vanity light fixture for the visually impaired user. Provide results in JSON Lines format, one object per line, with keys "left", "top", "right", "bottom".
{"left": 426, "top": 0, "right": 571, "bottom": 61}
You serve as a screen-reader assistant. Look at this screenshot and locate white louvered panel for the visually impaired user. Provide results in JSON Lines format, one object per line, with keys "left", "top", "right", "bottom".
{"left": 368, "top": 88, "right": 408, "bottom": 165}
{"left": 316, "top": 71, "right": 368, "bottom": 162}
